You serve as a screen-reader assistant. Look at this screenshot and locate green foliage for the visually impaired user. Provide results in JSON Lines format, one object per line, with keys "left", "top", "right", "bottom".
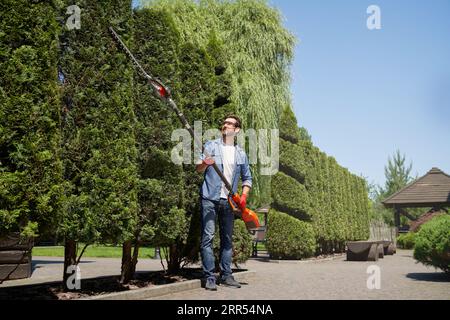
{"left": 271, "top": 172, "right": 310, "bottom": 221}
{"left": 132, "top": 6, "right": 239, "bottom": 271}
{"left": 381, "top": 149, "right": 414, "bottom": 198}
{"left": 136, "top": 177, "right": 185, "bottom": 243}
{"left": 397, "top": 232, "right": 416, "bottom": 249}
{"left": 271, "top": 101, "right": 370, "bottom": 255}
{"left": 370, "top": 150, "right": 422, "bottom": 226}
{"left": 266, "top": 209, "right": 316, "bottom": 259}
{"left": 131, "top": 8, "right": 187, "bottom": 272}
{"left": 231, "top": 220, "right": 253, "bottom": 264}
{"left": 144, "top": 0, "right": 295, "bottom": 205}
{"left": 58, "top": 0, "right": 139, "bottom": 244}
{"left": 413, "top": 215, "right": 450, "bottom": 274}
{"left": 279, "top": 106, "right": 303, "bottom": 144}
{"left": 279, "top": 139, "right": 308, "bottom": 183}
{"left": 0, "top": 0, "right": 62, "bottom": 237}
{"left": 33, "top": 244, "right": 158, "bottom": 259}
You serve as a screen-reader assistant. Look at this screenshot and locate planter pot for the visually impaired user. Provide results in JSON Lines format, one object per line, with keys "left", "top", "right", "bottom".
{"left": 0, "top": 232, "right": 34, "bottom": 281}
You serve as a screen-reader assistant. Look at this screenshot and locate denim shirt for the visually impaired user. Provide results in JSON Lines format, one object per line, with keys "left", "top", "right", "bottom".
{"left": 199, "top": 138, "right": 252, "bottom": 201}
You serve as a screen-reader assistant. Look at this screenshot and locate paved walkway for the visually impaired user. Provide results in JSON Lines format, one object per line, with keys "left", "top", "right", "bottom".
{"left": 151, "top": 250, "right": 449, "bottom": 300}
{"left": 1, "top": 250, "right": 448, "bottom": 300}
{"left": 0, "top": 256, "right": 166, "bottom": 288}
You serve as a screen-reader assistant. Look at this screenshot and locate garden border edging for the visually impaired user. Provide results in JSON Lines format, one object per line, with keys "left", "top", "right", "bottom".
{"left": 78, "top": 270, "right": 256, "bottom": 300}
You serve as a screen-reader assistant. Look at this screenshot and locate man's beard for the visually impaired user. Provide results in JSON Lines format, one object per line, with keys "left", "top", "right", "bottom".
{"left": 222, "top": 127, "right": 237, "bottom": 137}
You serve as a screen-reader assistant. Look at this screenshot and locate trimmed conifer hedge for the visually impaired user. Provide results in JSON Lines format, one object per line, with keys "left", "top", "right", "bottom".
{"left": 270, "top": 105, "right": 370, "bottom": 256}
{"left": 59, "top": 0, "right": 139, "bottom": 245}
{"left": 266, "top": 209, "right": 316, "bottom": 260}
{"left": 271, "top": 172, "right": 311, "bottom": 221}
{"left": 0, "top": 0, "right": 63, "bottom": 238}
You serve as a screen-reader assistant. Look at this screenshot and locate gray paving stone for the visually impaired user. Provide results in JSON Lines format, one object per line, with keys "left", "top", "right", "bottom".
{"left": 149, "top": 250, "right": 450, "bottom": 300}
{"left": 1, "top": 250, "right": 448, "bottom": 300}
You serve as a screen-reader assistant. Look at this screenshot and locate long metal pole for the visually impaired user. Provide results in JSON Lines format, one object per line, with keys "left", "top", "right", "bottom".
{"left": 109, "top": 27, "right": 233, "bottom": 193}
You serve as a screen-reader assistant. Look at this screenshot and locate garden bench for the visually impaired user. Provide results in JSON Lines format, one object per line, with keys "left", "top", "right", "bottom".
{"left": 346, "top": 241, "right": 384, "bottom": 261}
{"left": 346, "top": 239, "right": 396, "bottom": 261}
{"left": 380, "top": 240, "right": 396, "bottom": 256}
{"left": 251, "top": 226, "right": 267, "bottom": 257}
{"left": 0, "top": 233, "right": 34, "bottom": 281}
{"left": 250, "top": 207, "right": 269, "bottom": 258}
{"left": 346, "top": 221, "right": 397, "bottom": 261}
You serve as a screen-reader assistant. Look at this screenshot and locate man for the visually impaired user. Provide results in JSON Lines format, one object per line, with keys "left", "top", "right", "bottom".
{"left": 196, "top": 115, "right": 252, "bottom": 291}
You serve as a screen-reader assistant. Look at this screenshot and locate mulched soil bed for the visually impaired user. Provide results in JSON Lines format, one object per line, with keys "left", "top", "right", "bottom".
{"left": 0, "top": 268, "right": 206, "bottom": 300}
{"left": 0, "top": 267, "right": 248, "bottom": 300}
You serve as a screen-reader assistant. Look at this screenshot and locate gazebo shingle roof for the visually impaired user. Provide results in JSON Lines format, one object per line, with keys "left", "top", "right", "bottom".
{"left": 382, "top": 167, "right": 450, "bottom": 208}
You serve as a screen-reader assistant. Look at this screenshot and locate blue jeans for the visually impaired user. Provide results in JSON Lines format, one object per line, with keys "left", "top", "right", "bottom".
{"left": 200, "top": 198, "right": 234, "bottom": 281}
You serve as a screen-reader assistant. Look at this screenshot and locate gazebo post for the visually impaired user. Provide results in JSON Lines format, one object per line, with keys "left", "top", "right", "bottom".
{"left": 394, "top": 206, "right": 401, "bottom": 236}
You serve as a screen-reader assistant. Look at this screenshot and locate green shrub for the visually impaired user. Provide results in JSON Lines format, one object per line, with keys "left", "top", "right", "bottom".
{"left": 397, "top": 232, "right": 416, "bottom": 249}
{"left": 231, "top": 220, "right": 253, "bottom": 265}
{"left": 266, "top": 209, "right": 316, "bottom": 259}
{"left": 279, "top": 139, "right": 308, "bottom": 183}
{"left": 271, "top": 172, "right": 310, "bottom": 221}
{"left": 413, "top": 215, "right": 450, "bottom": 274}
{"left": 214, "top": 219, "right": 253, "bottom": 268}
{"left": 279, "top": 106, "right": 303, "bottom": 144}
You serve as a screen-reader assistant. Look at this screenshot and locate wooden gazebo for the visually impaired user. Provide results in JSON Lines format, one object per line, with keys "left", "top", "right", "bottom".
{"left": 382, "top": 167, "right": 450, "bottom": 234}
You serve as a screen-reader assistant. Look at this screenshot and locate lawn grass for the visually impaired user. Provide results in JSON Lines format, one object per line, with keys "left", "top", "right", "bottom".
{"left": 256, "top": 243, "right": 267, "bottom": 251}
{"left": 33, "top": 243, "right": 265, "bottom": 258}
{"left": 32, "top": 245, "right": 159, "bottom": 259}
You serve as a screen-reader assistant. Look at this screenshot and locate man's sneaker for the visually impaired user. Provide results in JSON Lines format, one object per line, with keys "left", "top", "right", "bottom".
{"left": 204, "top": 278, "right": 217, "bottom": 291}
{"left": 219, "top": 276, "right": 241, "bottom": 288}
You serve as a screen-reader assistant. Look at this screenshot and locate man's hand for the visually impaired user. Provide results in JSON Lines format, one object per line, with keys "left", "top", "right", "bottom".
{"left": 196, "top": 156, "right": 215, "bottom": 173}
{"left": 203, "top": 157, "right": 215, "bottom": 166}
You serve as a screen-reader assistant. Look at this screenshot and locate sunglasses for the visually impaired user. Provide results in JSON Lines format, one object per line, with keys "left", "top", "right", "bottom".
{"left": 223, "top": 120, "right": 239, "bottom": 128}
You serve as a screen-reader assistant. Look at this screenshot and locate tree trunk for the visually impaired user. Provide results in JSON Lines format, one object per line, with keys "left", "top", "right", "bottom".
{"left": 120, "top": 235, "right": 142, "bottom": 284}
{"left": 63, "top": 239, "right": 77, "bottom": 292}
{"left": 167, "top": 244, "right": 180, "bottom": 275}
{"left": 130, "top": 240, "right": 140, "bottom": 276}
{"left": 120, "top": 241, "right": 132, "bottom": 284}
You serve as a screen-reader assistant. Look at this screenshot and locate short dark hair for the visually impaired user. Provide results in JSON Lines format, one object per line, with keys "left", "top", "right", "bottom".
{"left": 223, "top": 114, "right": 242, "bottom": 128}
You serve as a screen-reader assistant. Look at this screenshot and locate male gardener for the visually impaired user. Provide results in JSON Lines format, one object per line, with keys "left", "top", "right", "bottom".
{"left": 196, "top": 115, "right": 252, "bottom": 291}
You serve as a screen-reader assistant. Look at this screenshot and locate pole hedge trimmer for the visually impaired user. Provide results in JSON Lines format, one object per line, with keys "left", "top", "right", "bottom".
{"left": 109, "top": 27, "right": 260, "bottom": 230}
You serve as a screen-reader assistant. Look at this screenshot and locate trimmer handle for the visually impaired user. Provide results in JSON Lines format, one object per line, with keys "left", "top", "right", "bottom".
{"left": 228, "top": 193, "right": 260, "bottom": 230}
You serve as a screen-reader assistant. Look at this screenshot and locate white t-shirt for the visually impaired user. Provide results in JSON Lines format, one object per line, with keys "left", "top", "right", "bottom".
{"left": 220, "top": 143, "right": 236, "bottom": 199}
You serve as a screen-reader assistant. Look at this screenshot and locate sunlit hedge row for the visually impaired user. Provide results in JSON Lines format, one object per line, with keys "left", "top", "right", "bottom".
{"left": 269, "top": 107, "right": 370, "bottom": 256}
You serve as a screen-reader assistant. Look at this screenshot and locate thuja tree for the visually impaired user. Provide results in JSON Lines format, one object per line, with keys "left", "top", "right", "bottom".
{"left": 269, "top": 106, "right": 315, "bottom": 258}
{"left": 162, "top": 28, "right": 236, "bottom": 275}
{"left": 0, "top": 0, "right": 62, "bottom": 239}
{"left": 120, "top": 7, "right": 186, "bottom": 282}
{"left": 144, "top": 0, "right": 295, "bottom": 206}
{"left": 273, "top": 106, "right": 311, "bottom": 221}
{"left": 125, "top": 7, "right": 235, "bottom": 278}
{"left": 58, "top": 0, "right": 139, "bottom": 289}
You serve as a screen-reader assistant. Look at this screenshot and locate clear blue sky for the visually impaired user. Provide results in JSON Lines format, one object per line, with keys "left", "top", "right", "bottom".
{"left": 268, "top": 0, "right": 450, "bottom": 187}
{"left": 133, "top": 0, "right": 450, "bottom": 187}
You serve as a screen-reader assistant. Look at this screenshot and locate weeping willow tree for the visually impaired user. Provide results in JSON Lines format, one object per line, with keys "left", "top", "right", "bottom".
{"left": 142, "top": 0, "right": 295, "bottom": 205}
